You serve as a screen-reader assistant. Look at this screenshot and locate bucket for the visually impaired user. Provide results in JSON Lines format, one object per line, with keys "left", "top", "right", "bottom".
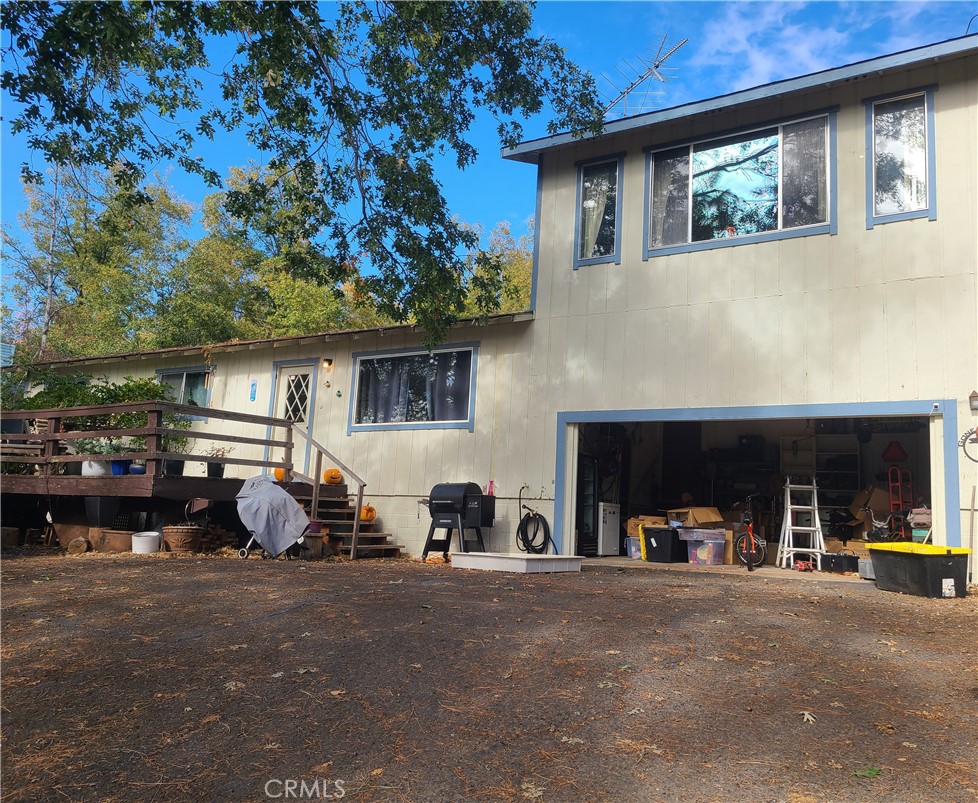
{"left": 132, "top": 531, "right": 161, "bottom": 554}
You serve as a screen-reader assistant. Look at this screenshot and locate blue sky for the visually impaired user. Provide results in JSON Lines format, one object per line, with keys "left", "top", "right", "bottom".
{"left": 2, "top": 1, "right": 976, "bottom": 251}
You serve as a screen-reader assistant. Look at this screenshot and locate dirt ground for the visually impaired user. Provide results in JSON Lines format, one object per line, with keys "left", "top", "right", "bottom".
{"left": 1, "top": 550, "right": 976, "bottom": 803}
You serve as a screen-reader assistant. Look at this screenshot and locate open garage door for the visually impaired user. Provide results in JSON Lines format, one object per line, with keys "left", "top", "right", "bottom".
{"left": 561, "top": 405, "right": 952, "bottom": 559}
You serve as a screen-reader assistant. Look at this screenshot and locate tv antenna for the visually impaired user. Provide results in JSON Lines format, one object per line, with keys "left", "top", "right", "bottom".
{"left": 599, "top": 35, "right": 687, "bottom": 120}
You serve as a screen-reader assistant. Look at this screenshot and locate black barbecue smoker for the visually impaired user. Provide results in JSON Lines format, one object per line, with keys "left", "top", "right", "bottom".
{"left": 420, "top": 482, "right": 495, "bottom": 562}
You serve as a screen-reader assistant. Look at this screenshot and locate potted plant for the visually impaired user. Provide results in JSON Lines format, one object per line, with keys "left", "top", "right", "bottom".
{"left": 202, "top": 445, "right": 234, "bottom": 478}
{"left": 73, "top": 437, "right": 116, "bottom": 476}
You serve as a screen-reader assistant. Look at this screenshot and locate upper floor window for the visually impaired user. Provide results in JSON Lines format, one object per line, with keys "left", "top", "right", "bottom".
{"left": 865, "top": 88, "right": 936, "bottom": 228}
{"left": 646, "top": 114, "right": 833, "bottom": 256}
{"left": 574, "top": 154, "right": 623, "bottom": 268}
{"left": 350, "top": 345, "right": 476, "bottom": 432}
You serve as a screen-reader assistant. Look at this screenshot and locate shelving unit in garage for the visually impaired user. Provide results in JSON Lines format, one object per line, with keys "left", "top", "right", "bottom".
{"left": 780, "top": 435, "right": 860, "bottom": 528}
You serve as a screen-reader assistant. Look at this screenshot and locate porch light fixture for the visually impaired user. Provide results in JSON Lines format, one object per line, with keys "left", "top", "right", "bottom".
{"left": 323, "top": 358, "right": 333, "bottom": 372}
{"left": 970, "top": 390, "right": 978, "bottom": 412}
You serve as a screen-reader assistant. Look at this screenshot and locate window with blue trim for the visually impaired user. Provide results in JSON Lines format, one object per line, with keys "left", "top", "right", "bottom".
{"left": 353, "top": 348, "right": 473, "bottom": 428}
{"left": 648, "top": 115, "right": 830, "bottom": 251}
{"left": 158, "top": 368, "right": 209, "bottom": 407}
{"left": 868, "top": 91, "right": 933, "bottom": 225}
{"left": 575, "top": 156, "right": 622, "bottom": 266}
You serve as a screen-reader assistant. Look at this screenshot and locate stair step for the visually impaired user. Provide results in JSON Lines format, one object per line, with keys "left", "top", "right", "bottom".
{"left": 327, "top": 532, "right": 395, "bottom": 543}
{"left": 313, "top": 521, "right": 378, "bottom": 532}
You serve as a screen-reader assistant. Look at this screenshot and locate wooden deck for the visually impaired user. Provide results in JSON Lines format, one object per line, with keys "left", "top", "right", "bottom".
{"left": 1, "top": 472, "right": 251, "bottom": 501}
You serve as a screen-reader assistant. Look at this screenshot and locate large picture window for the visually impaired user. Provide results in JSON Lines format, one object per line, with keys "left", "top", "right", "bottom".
{"left": 647, "top": 115, "right": 831, "bottom": 254}
{"left": 351, "top": 347, "right": 475, "bottom": 431}
{"left": 574, "top": 155, "right": 623, "bottom": 268}
{"left": 865, "top": 89, "right": 935, "bottom": 228}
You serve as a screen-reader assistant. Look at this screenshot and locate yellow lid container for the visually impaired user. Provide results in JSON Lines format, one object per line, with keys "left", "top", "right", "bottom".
{"left": 866, "top": 542, "right": 971, "bottom": 556}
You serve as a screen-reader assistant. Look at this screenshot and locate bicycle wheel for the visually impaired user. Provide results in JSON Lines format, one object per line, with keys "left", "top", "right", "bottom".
{"left": 736, "top": 533, "right": 765, "bottom": 569}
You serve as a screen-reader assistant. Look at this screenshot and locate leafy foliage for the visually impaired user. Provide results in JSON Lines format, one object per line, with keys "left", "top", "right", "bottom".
{"left": 2, "top": 1, "right": 603, "bottom": 343}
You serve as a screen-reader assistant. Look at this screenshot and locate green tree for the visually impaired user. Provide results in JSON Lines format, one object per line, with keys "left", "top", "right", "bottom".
{"left": 2, "top": 1, "right": 602, "bottom": 343}
{"left": 462, "top": 220, "right": 533, "bottom": 318}
{"left": 1, "top": 167, "right": 191, "bottom": 359}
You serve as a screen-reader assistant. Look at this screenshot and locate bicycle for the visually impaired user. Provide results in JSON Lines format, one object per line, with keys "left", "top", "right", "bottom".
{"left": 859, "top": 504, "right": 909, "bottom": 542}
{"left": 734, "top": 493, "right": 766, "bottom": 571}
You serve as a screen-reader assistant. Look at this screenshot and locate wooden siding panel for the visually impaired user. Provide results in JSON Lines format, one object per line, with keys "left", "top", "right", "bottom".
{"left": 728, "top": 296, "right": 756, "bottom": 407}
{"left": 662, "top": 305, "right": 688, "bottom": 408}
{"left": 804, "top": 289, "right": 834, "bottom": 402}
{"left": 684, "top": 303, "right": 711, "bottom": 408}
{"left": 581, "top": 313, "right": 608, "bottom": 411}
{"left": 828, "top": 289, "right": 860, "bottom": 401}
{"left": 778, "top": 293, "right": 807, "bottom": 404}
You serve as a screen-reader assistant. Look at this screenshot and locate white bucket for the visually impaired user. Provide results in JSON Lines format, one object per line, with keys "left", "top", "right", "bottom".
{"left": 132, "top": 531, "right": 161, "bottom": 554}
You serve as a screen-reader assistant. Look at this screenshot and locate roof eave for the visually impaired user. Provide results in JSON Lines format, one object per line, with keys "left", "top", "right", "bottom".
{"left": 502, "top": 34, "right": 978, "bottom": 164}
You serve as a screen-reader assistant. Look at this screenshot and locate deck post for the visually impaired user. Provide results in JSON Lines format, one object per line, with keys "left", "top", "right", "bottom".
{"left": 146, "top": 408, "right": 162, "bottom": 477}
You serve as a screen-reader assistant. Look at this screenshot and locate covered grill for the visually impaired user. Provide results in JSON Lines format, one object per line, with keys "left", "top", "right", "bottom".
{"left": 421, "top": 482, "right": 494, "bottom": 562}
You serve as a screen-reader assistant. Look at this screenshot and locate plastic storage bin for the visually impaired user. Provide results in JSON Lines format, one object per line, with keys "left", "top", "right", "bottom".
{"left": 678, "top": 528, "right": 726, "bottom": 566}
{"left": 867, "top": 543, "right": 971, "bottom": 598}
{"left": 639, "top": 526, "right": 687, "bottom": 563}
{"left": 625, "top": 536, "right": 641, "bottom": 559}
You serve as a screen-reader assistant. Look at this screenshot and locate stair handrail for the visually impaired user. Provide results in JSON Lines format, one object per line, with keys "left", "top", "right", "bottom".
{"left": 290, "top": 424, "right": 366, "bottom": 560}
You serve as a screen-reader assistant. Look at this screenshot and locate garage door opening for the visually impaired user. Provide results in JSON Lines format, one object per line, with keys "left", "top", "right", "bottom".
{"left": 573, "top": 415, "right": 932, "bottom": 558}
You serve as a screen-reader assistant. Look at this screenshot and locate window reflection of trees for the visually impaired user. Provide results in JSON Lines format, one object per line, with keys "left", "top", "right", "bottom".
{"left": 692, "top": 130, "right": 779, "bottom": 241}
{"left": 650, "top": 117, "right": 828, "bottom": 247}
{"left": 873, "top": 96, "right": 926, "bottom": 215}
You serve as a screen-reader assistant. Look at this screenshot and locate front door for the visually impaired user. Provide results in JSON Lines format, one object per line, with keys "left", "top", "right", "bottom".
{"left": 272, "top": 363, "right": 316, "bottom": 475}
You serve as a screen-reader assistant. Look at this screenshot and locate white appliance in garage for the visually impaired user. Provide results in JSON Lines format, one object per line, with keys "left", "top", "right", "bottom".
{"left": 597, "top": 502, "right": 621, "bottom": 556}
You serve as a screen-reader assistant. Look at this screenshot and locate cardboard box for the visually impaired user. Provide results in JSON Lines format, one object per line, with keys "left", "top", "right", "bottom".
{"left": 824, "top": 536, "right": 870, "bottom": 558}
{"left": 847, "top": 486, "right": 890, "bottom": 524}
{"left": 626, "top": 515, "right": 667, "bottom": 537}
{"left": 666, "top": 507, "right": 724, "bottom": 528}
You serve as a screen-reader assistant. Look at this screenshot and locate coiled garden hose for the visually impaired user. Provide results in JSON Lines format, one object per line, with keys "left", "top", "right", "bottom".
{"left": 516, "top": 487, "right": 555, "bottom": 554}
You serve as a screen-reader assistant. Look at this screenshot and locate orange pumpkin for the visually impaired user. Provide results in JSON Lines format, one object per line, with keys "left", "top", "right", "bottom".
{"left": 273, "top": 467, "right": 287, "bottom": 482}
{"left": 323, "top": 468, "right": 344, "bottom": 485}
{"left": 360, "top": 504, "right": 377, "bottom": 522}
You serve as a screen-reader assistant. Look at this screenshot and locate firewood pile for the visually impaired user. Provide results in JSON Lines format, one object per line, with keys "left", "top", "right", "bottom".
{"left": 199, "top": 522, "right": 239, "bottom": 552}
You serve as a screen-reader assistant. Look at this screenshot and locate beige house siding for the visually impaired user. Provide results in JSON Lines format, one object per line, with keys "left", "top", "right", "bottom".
{"left": 41, "top": 41, "right": 977, "bottom": 559}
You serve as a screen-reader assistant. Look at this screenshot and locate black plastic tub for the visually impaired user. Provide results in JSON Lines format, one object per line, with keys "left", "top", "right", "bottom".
{"left": 867, "top": 543, "right": 971, "bottom": 598}
{"left": 821, "top": 552, "right": 860, "bottom": 573}
{"left": 639, "top": 526, "right": 687, "bottom": 563}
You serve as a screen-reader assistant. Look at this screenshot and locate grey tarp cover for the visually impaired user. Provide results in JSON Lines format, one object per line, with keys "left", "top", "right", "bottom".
{"left": 235, "top": 475, "right": 309, "bottom": 557}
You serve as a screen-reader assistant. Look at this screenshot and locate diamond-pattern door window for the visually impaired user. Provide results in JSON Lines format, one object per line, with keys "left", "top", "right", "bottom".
{"left": 282, "top": 373, "right": 311, "bottom": 423}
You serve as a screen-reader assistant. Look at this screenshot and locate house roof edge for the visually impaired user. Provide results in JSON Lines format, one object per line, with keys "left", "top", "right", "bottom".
{"left": 502, "top": 34, "right": 978, "bottom": 164}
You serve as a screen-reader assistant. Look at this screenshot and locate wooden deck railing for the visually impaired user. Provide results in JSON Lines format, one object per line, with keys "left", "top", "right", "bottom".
{"left": 1, "top": 401, "right": 371, "bottom": 558}
{"left": 0, "top": 401, "right": 296, "bottom": 478}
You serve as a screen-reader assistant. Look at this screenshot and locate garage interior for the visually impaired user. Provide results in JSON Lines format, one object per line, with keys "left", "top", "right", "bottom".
{"left": 575, "top": 416, "right": 932, "bottom": 559}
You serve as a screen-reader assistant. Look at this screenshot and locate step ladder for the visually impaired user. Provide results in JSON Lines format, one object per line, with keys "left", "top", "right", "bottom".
{"left": 775, "top": 476, "right": 826, "bottom": 570}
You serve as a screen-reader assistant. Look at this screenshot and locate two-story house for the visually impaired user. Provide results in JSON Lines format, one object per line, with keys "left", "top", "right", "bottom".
{"left": 18, "top": 35, "right": 978, "bottom": 566}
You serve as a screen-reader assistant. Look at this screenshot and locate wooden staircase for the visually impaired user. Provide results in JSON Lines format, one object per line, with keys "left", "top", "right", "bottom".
{"left": 288, "top": 482, "right": 405, "bottom": 559}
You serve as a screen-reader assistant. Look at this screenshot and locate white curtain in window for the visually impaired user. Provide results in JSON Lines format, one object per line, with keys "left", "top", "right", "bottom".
{"left": 579, "top": 162, "right": 614, "bottom": 259}
{"left": 650, "top": 149, "right": 690, "bottom": 247}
